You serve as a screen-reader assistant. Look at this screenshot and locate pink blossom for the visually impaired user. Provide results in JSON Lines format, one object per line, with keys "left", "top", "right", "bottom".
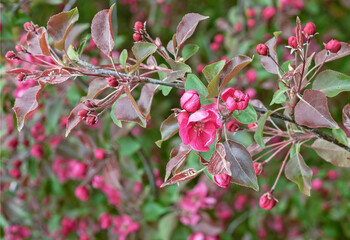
{"left": 210, "top": 42, "right": 220, "bottom": 52}
{"left": 215, "top": 202, "right": 233, "bottom": 221}
{"left": 30, "top": 144, "right": 44, "bottom": 158}
{"left": 61, "top": 217, "right": 77, "bottom": 236}
{"left": 178, "top": 108, "right": 222, "bottom": 152}
{"left": 214, "top": 174, "right": 231, "bottom": 188}
{"left": 311, "top": 178, "right": 323, "bottom": 190}
{"left": 262, "top": 6, "right": 276, "bottom": 20}
{"left": 188, "top": 232, "right": 206, "bottom": 240}
{"left": 245, "top": 88, "right": 257, "bottom": 99}
{"left": 180, "top": 210, "right": 201, "bottom": 226}
{"left": 75, "top": 186, "right": 89, "bottom": 201}
{"left": 234, "top": 194, "right": 248, "bottom": 211}
{"left": 71, "top": 161, "right": 88, "bottom": 179}
{"left": 94, "top": 148, "right": 106, "bottom": 160}
{"left": 30, "top": 122, "right": 46, "bottom": 141}
{"left": 112, "top": 215, "right": 140, "bottom": 240}
{"left": 4, "top": 225, "right": 30, "bottom": 240}
{"left": 99, "top": 213, "right": 112, "bottom": 229}
{"left": 92, "top": 175, "right": 105, "bottom": 189}
{"left": 221, "top": 88, "right": 249, "bottom": 112}
{"left": 102, "top": 185, "right": 121, "bottom": 206}
{"left": 245, "top": 69, "right": 257, "bottom": 83}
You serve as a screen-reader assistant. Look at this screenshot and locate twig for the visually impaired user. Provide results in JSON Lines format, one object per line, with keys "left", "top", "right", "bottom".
{"left": 11, "top": 0, "right": 26, "bottom": 13}
{"left": 138, "top": 149, "right": 158, "bottom": 198}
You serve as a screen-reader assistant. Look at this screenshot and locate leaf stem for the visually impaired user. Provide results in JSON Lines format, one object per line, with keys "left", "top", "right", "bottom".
{"left": 271, "top": 143, "right": 294, "bottom": 192}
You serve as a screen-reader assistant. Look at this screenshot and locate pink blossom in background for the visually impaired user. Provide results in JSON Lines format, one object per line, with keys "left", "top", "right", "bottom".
{"left": 112, "top": 215, "right": 140, "bottom": 240}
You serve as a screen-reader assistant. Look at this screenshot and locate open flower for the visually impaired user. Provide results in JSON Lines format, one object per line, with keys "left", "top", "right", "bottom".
{"left": 221, "top": 88, "right": 249, "bottom": 112}
{"left": 178, "top": 108, "right": 222, "bottom": 152}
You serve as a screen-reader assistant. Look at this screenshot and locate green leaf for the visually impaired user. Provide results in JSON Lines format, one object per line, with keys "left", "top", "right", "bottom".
{"left": 28, "top": 157, "right": 38, "bottom": 178}
{"left": 202, "top": 60, "right": 225, "bottom": 83}
{"left": 48, "top": 215, "right": 61, "bottom": 232}
{"left": 77, "top": 34, "right": 90, "bottom": 55}
{"left": 284, "top": 145, "right": 313, "bottom": 196}
{"left": 158, "top": 213, "right": 178, "bottom": 240}
{"left": 67, "top": 45, "right": 79, "bottom": 61}
{"left": 185, "top": 74, "right": 211, "bottom": 105}
{"left": 254, "top": 111, "right": 272, "bottom": 148}
{"left": 157, "top": 64, "right": 172, "bottom": 96}
{"left": 312, "top": 70, "right": 350, "bottom": 97}
{"left": 232, "top": 104, "right": 257, "bottom": 124}
{"left": 182, "top": 43, "right": 199, "bottom": 61}
{"left": 270, "top": 89, "right": 287, "bottom": 105}
{"left": 142, "top": 202, "right": 168, "bottom": 221}
{"left": 332, "top": 128, "right": 349, "bottom": 146}
{"left": 46, "top": 97, "right": 64, "bottom": 133}
{"left": 116, "top": 137, "right": 141, "bottom": 156}
{"left": 119, "top": 49, "right": 128, "bottom": 73}
{"left": 132, "top": 42, "right": 157, "bottom": 61}
{"left": 110, "top": 99, "right": 122, "bottom": 128}
{"left": 204, "top": 168, "right": 215, "bottom": 183}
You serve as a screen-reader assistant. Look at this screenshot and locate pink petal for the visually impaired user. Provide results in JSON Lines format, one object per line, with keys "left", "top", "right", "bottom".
{"left": 221, "top": 88, "right": 236, "bottom": 102}
{"left": 189, "top": 110, "right": 209, "bottom": 122}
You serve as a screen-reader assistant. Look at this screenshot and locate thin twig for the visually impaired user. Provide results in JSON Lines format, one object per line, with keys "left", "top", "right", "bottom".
{"left": 138, "top": 149, "right": 158, "bottom": 198}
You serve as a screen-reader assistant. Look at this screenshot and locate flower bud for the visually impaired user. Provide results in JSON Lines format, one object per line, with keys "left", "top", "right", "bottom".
{"left": 247, "top": 19, "right": 255, "bottom": 28}
{"left": 5, "top": 51, "right": 16, "bottom": 60}
{"left": 327, "top": 170, "right": 338, "bottom": 180}
{"left": 210, "top": 42, "right": 220, "bottom": 52}
{"left": 256, "top": 44, "right": 268, "bottom": 56}
{"left": 134, "top": 21, "right": 144, "bottom": 32}
{"left": 311, "top": 178, "right": 323, "bottom": 190}
{"left": 259, "top": 192, "right": 277, "bottom": 210}
{"left": 23, "top": 22, "right": 33, "bottom": 31}
{"left": 303, "top": 22, "right": 316, "bottom": 36}
{"left": 234, "top": 23, "right": 242, "bottom": 32}
{"left": 107, "top": 77, "right": 119, "bottom": 88}
{"left": 214, "top": 34, "right": 224, "bottom": 44}
{"left": 214, "top": 174, "right": 231, "bottom": 188}
{"left": 85, "top": 115, "right": 97, "bottom": 125}
{"left": 17, "top": 73, "right": 26, "bottom": 82}
{"left": 262, "top": 6, "right": 276, "bottom": 20}
{"left": 75, "top": 186, "right": 89, "bottom": 201}
{"left": 13, "top": 160, "right": 22, "bottom": 168}
{"left": 288, "top": 36, "right": 298, "bottom": 49}
{"left": 15, "top": 45, "right": 24, "bottom": 52}
{"left": 99, "top": 213, "right": 111, "bottom": 229}
{"left": 133, "top": 33, "right": 142, "bottom": 42}
{"left": 253, "top": 162, "right": 264, "bottom": 175}
{"left": 8, "top": 138, "right": 18, "bottom": 149}
{"left": 246, "top": 8, "right": 255, "bottom": 18}
{"left": 10, "top": 168, "right": 21, "bottom": 179}
{"left": 94, "top": 148, "right": 106, "bottom": 160}
{"left": 226, "top": 121, "right": 238, "bottom": 132}
{"left": 84, "top": 100, "right": 96, "bottom": 108}
{"left": 325, "top": 39, "right": 341, "bottom": 53}
{"left": 92, "top": 175, "right": 105, "bottom": 189}
{"left": 245, "top": 69, "right": 257, "bottom": 83}
{"left": 30, "top": 144, "right": 44, "bottom": 158}
{"left": 180, "top": 90, "right": 201, "bottom": 113}
{"left": 71, "top": 161, "right": 88, "bottom": 179}
{"left": 78, "top": 109, "right": 89, "bottom": 120}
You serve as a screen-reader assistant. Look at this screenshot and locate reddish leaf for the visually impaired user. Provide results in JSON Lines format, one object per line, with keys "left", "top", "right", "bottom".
{"left": 26, "top": 27, "right": 46, "bottom": 55}
{"left": 261, "top": 37, "right": 280, "bottom": 75}
{"left": 196, "top": 153, "right": 209, "bottom": 166}
{"left": 12, "top": 82, "right": 45, "bottom": 131}
{"left": 37, "top": 69, "right": 72, "bottom": 84}
{"left": 113, "top": 95, "right": 146, "bottom": 127}
{"left": 295, "top": 89, "right": 338, "bottom": 129}
{"left": 296, "top": 17, "right": 303, "bottom": 48}
{"left": 247, "top": 137, "right": 273, "bottom": 156}
{"left": 65, "top": 103, "right": 86, "bottom": 137}
{"left": 155, "top": 113, "right": 179, "bottom": 147}
{"left": 224, "top": 140, "right": 259, "bottom": 191}
{"left": 166, "top": 39, "right": 175, "bottom": 57}
{"left": 315, "top": 42, "right": 350, "bottom": 66}
{"left": 312, "top": 139, "right": 350, "bottom": 167}
{"left": 138, "top": 84, "right": 158, "bottom": 119}
{"left": 91, "top": 5, "right": 115, "bottom": 57}
{"left": 39, "top": 32, "right": 51, "bottom": 56}
{"left": 176, "top": 13, "right": 209, "bottom": 48}
{"left": 161, "top": 168, "right": 198, "bottom": 188}
{"left": 164, "top": 143, "right": 192, "bottom": 182}
{"left": 6, "top": 69, "right": 33, "bottom": 75}
{"left": 208, "top": 142, "right": 231, "bottom": 176}
{"left": 47, "top": 8, "right": 79, "bottom": 51}
{"left": 217, "top": 55, "right": 252, "bottom": 91}
{"left": 343, "top": 104, "right": 350, "bottom": 131}
{"left": 84, "top": 77, "right": 108, "bottom": 99}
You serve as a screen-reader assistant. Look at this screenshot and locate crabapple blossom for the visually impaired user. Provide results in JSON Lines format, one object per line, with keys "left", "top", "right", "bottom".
{"left": 99, "top": 213, "right": 112, "bottom": 229}
{"left": 262, "top": 6, "right": 276, "bottom": 20}
{"left": 94, "top": 148, "right": 106, "bottom": 160}
{"left": 259, "top": 192, "right": 277, "bottom": 210}
{"left": 214, "top": 174, "right": 231, "bottom": 188}
{"left": 256, "top": 43, "right": 268, "bottom": 55}
{"left": 303, "top": 22, "right": 316, "bottom": 36}
{"left": 325, "top": 39, "right": 341, "bottom": 53}
{"left": 180, "top": 90, "right": 201, "bottom": 113}
{"left": 75, "top": 186, "right": 89, "bottom": 201}
{"left": 221, "top": 88, "right": 249, "bottom": 112}
{"left": 288, "top": 36, "right": 298, "bottom": 49}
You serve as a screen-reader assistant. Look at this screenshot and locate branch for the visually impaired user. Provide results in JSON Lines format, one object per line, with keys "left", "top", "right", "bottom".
{"left": 253, "top": 107, "right": 350, "bottom": 152}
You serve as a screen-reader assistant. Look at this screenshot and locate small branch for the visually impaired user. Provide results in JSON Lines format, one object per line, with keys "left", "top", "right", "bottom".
{"left": 138, "top": 149, "right": 158, "bottom": 198}
{"left": 254, "top": 107, "right": 350, "bottom": 152}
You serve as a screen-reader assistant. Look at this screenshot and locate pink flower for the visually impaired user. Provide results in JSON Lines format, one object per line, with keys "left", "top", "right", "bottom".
{"left": 99, "top": 213, "right": 112, "bottom": 229}
{"left": 180, "top": 210, "right": 200, "bottom": 226}
{"left": 188, "top": 232, "right": 206, "bottom": 240}
{"left": 215, "top": 202, "right": 233, "bottom": 221}
{"left": 259, "top": 192, "right": 277, "bottom": 210}
{"left": 75, "top": 186, "right": 89, "bottom": 201}
{"left": 30, "top": 144, "right": 44, "bottom": 158}
{"left": 245, "top": 88, "right": 257, "bottom": 99}
{"left": 213, "top": 34, "right": 224, "bottom": 44}
{"left": 245, "top": 69, "right": 257, "bottom": 83}
{"left": 92, "top": 175, "right": 105, "bottom": 189}
{"left": 325, "top": 39, "right": 341, "bottom": 53}
{"left": 102, "top": 185, "right": 121, "bottom": 206}
{"left": 4, "top": 225, "right": 30, "bottom": 240}
{"left": 221, "top": 88, "right": 249, "bottom": 112}
{"left": 112, "top": 215, "right": 140, "bottom": 240}
{"left": 180, "top": 182, "right": 216, "bottom": 212}
{"left": 30, "top": 122, "right": 46, "bottom": 142}
{"left": 234, "top": 195, "right": 248, "bottom": 211}
{"left": 71, "top": 161, "right": 88, "bottom": 179}
{"left": 94, "top": 148, "right": 106, "bottom": 160}
{"left": 214, "top": 174, "right": 231, "bottom": 188}
{"left": 178, "top": 109, "right": 222, "bottom": 152}
{"left": 311, "top": 178, "right": 323, "bottom": 190}
{"left": 180, "top": 90, "right": 201, "bottom": 113}
{"left": 327, "top": 170, "right": 338, "bottom": 180}
{"left": 253, "top": 162, "right": 264, "bottom": 175}
{"left": 61, "top": 217, "right": 77, "bottom": 236}
{"left": 262, "top": 6, "right": 276, "bottom": 20}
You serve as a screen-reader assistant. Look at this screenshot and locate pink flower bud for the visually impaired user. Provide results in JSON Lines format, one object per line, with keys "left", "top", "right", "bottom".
{"left": 327, "top": 170, "right": 338, "bottom": 180}
{"left": 214, "top": 34, "right": 224, "bottom": 44}
{"left": 94, "top": 148, "right": 106, "bottom": 160}
{"left": 234, "top": 23, "right": 242, "bottom": 32}
{"left": 248, "top": 123, "right": 257, "bottom": 130}
{"left": 253, "top": 162, "right": 263, "bottom": 175}
{"left": 256, "top": 44, "right": 268, "bottom": 56}
{"left": 262, "top": 6, "right": 276, "bottom": 20}
{"left": 196, "top": 64, "right": 205, "bottom": 73}
{"left": 23, "top": 22, "right": 33, "bottom": 31}
{"left": 259, "top": 192, "right": 277, "bottom": 210}
{"left": 180, "top": 90, "right": 201, "bottom": 113}
{"left": 85, "top": 115, "right": 97, "bottom": 125}
{"left": 30, "top": 144, "right": 44, "bottom": 158}
{"left": 78, "top": 109, "right": 89, "bottom": 120}
{"left": 75, "top": 186, "right": 89, "bottom": 201}
{"left": 71, "top": 162, "right": 88, "bottom": 179}
{"left": 99, "top": 213, "right": 111, "bottom": 229}
{"left": 92, "top": 175, "right": 105, "bottom": 189}
{"left": 107, "top": 77, "right": 119, "bottom": 88}
{"left": 5, "top": 51, "right": 16, "bottom": 60}
{"left": 288, "top": 36, "right": 298, "bottom": 49}
{"left": 60, "top": 116, "right": 68, "bottom": 127}
{"left": 246, "top": 8, "right": 255, "bottom": 18}
{"left": 15, "top": 45, "right": 24, "bottom": 52}
{"left": 221, "top": 88, "right": 249, "bottom": 112}
{"left": 247, "top": 19, "right": 255, "bottom": 28}
{"left": 245, "top": 69, "right": 257, "bottom": 83}
{"left": 325, "top": 39, "right": 341, "bottom": 53}
{"left": 311, "top": 178, "right": 323, "bottom": 190}
{"left": 80, "top": 235, "right": 89, "bottom": 240}
{"left": 245, "top": 88, "right": 257, "bottom": 99}
{"left": 84, "top": 100, "right": 96, "bottom": 108}
{"left": 8, "top": 138, "right": 18, "bottom": 149}
{"left": 133, "top": 33, "right": 142, "bottom": 42}
{"left": 31, "top": 122, "right": 46, "bottom": 142}
{"left": 303, "top": 22, "right": 316, "bottom": 36}
{"left": 13, "top": 160, "right": 22, "bottom": 168}
{"left": 214, "top": 174, "right": 231, "bottom": 188}
{"left": 226, "top": 121, "right": 238, "bottom": 132}
{"left": 210, "top": 42, "right": 220, "bottom": 52}
{"left": 17, "top": 73, "right": 26, "bottom": 82}
{"left": 10, "top": 168, "right": 21, "bottom": 179}
{"left": 134, "top": 21, "right": 144, "bottom": 32}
